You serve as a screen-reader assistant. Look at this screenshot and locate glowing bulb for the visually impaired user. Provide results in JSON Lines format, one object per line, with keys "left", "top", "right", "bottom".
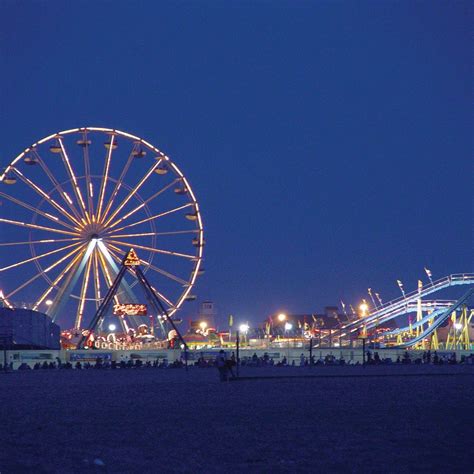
{"left": 45, "top": 299, "right": 53, "bottom": 306}
{"left": 108, "top": 324, "right": 116, "bottom": 332}
{"left": 199, "top": 321, "right": 208, "bottom": 330}
{"left": 239, "top": 324, "right": 249, "bottom": 333}
{"left": 284, "top": 322, "right": 293, "bottom": 331}
{"left": 278, "top": 313, "right": 287, "bottom": 322}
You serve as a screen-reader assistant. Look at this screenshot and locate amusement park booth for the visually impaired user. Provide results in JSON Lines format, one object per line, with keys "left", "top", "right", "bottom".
{"left": 0, "top": 307, "right": 60, "bottom": 349}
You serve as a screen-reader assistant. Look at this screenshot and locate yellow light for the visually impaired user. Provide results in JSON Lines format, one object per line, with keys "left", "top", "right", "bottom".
{"left": 278, "top": 313, "right": 287, "bottom": 322}
{"left": 359, "top": 303, "right": 369, "bottom": 314}
{"left": 199, "top": 321, "right": 207, "bottom": 330}
{"left": 45, "top": 299, "right": 53, "bottom": 306}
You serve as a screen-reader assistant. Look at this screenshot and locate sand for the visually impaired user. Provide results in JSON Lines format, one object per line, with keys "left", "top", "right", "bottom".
{"left": 0, "top": 365, "right": 473, "bottom": 473}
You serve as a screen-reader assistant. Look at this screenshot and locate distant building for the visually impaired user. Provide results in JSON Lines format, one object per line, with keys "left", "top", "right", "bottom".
{"left": 266, "top": 306, "right": 350, "bottom": 332}
{"left": 265, "top": 306, "right": 396, "bottom": 337}
{"left": 197, "top": 301, "right": 216, "bottom": 327}
{"left": 0, "top": 307, "right": 60, "bottom": 349}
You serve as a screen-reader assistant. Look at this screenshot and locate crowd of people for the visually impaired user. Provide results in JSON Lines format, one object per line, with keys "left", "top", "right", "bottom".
{"left": 391, "top": 350, "right": 472, "bottom": 365}
{"left": 2, "top": 350, "right": 473, "bottom": 373}
{"left": 2, "top": 357, "right": 186, "bottom": 371}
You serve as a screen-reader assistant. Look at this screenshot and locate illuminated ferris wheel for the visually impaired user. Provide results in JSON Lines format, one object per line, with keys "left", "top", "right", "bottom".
{"left": 0, "top": 127, "right": 204, "bottom": 332}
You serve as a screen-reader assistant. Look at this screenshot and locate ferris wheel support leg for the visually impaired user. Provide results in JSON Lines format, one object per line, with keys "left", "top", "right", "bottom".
{"left": 135, "top": 267, "right": 188, "bottom": 351}
{"left": 97, "top": 241, "right": 141, "bottom": 327}
{"left": 48, "top": 241, "right": 97, "bottom": 323}
{"left": 77, "top": 266, "right": 127, "bottom": 349}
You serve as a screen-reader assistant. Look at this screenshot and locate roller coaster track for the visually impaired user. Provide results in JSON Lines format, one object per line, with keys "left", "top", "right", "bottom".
{"left": 395, "top": 288, "right": 474, "bottom": 348}
{"left": 319, "top": 274, "right": 474, "bottom": 348}
{"left": 342, "top": 274, "right": 474, "bottom": 334}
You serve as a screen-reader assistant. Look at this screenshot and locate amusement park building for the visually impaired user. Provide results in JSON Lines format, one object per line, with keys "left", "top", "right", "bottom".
{"left": 0, "top": 307, "right": 60, "bottom": 349}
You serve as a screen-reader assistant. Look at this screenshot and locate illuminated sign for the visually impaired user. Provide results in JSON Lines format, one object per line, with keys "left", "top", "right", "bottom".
{"left": 124, "top": 248, "right": 140, "bottom": 266}
{"left": 113, "top": 304, "right": 147, "bottom": 316}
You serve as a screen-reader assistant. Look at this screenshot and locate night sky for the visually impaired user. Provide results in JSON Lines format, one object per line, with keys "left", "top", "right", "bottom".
{"left": 0, "top": 1, "right": 472, "bottom": 327}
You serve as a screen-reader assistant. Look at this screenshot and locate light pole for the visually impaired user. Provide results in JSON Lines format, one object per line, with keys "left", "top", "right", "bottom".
{"left": 284, "top": 322, "right": 292, "bottom": 365}
{"left": 359, "top": 302, "right": 369, "bottom": 365}
{"left": 236, "top": 329, "right": 240, "bottom": 376}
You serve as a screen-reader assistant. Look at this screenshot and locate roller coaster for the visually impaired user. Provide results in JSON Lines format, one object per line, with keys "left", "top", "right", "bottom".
{"left": 338, "top": 274, "right": 474, "bottom": 350}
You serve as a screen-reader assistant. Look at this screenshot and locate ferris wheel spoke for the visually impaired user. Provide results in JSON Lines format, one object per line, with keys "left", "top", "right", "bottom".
{"left": 105, "top": 246, "right": 175, "bottom": 311}
{"left": 97, "top": 249, "right": 121, "bottom": 306}
{"left": 0, "top": 190, "right": 79, "bottom": 232}
{"left": 33, "top": 246, "right": 87, "bottom": 310}
{"left": 106, "top": 177, "right": 180, "bottom": 230}
{"left": 74, "top": 253, "right": 94, "bottom": 330}
{"left": 101, "top": 158, "right": 162, "bottom": 227}
{"left": 108, "top": 230, "right": 198, "bottom": 239}
{"left": 146, "top": 264, "right": 190, "bottom": 286}
{"left": 96, "top": 134, "right": 116, "bottom": 222}
{"left": 6, "top": 268, "right": 51, "bottom": 300}
{"left": 35, "top": 151, "right": 84, "bottom": 223}
{"left": 107, "top": 243, "right": 190, "bottom": 285}
{"left": 80, "top": 130, "right": 95, "bottom": 216}
{"left": 0, "top": 218, "right": 81, "bottom": 237}
{"left": 100, "top": 142, "right": 139, "bottom": 224}
{"left": 149, "top": 284, "right": 174, "bottom": 308}
{"left": 0, "top": 241, "right": 82, "bottom": 272}
{"left": 8, "top": 244, "right": 85, "bottom": 300}
{"left": 12, "top": 168, "right": 82, "bottom": 227}
{"left": 58, "top": 139, "right": 88, "bottom": 220}
{"left": 0, "top": 217, "right": 79, "bottom": 241}
{"left": 104, "top": 203, "right": 194, "bottom": 235}
{"left": 0, "top": 237, "right": 80, "bottom": 247}
{"left": 107, "top": 239, "right": 196, "bottom": 260}
{"left": 92, "top": 249, "right": 102, "bottom": 309}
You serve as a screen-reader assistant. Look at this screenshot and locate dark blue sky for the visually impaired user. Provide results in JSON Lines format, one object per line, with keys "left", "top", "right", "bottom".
{"left": 0, "top": 1, "right": 472, "bottom": 326}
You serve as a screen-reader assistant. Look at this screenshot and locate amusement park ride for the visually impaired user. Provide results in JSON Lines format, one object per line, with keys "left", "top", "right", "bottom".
{"left": 337, "top": 275, "right": 474, "bottom": 351}
{"left": 0, "top": 127, "right": 472, "bottom": 351}
{"left": 0, "top": 127, "right": 204, "bottom": 349}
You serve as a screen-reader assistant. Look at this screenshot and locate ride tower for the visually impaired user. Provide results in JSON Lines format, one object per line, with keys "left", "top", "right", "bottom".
{"left": 77, "top": 248, "right": 188, "bottom": 350}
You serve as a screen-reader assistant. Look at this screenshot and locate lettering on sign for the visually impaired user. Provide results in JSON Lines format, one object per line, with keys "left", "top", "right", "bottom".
{"left": 124, "top": 248, "right": 140, "bottom": 266}
{"left": 113, "top": 303, "right": 147, "bottom": 316}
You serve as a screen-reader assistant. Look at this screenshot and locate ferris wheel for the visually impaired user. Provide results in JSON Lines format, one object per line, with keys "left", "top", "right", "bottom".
{"left": 0, "top": 127, "right": 204, "bottom": 333}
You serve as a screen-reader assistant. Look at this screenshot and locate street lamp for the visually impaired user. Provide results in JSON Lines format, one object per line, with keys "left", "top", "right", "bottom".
{"left": 284, "top": 322, "right": 292, "bottom": 365}
{"left": 359, "top": 302, "right": 368, "bottom": 317}
{"left": 236, "top": 323, "right": 249, "bottom": 374}
{"left": 239, "top": 323, "right": 249, "bottom": 345}
{"left": 359, "top": 302, "right": 369, "bottom": 364}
